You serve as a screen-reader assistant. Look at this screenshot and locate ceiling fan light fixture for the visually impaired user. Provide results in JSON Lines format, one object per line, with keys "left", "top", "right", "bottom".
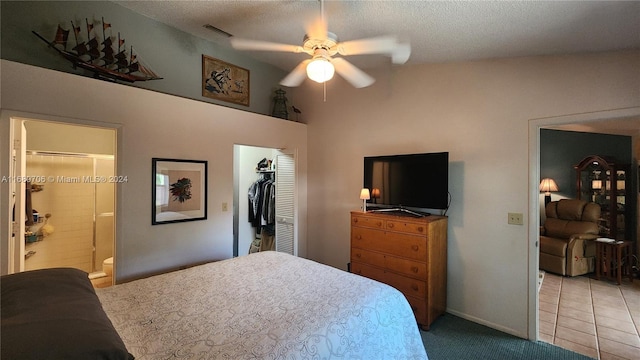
{"left": 306, "top": 56, "right": 335, "bottom": 83}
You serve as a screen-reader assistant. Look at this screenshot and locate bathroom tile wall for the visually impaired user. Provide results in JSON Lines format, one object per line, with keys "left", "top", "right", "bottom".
{"left": 25, "top": 154, "right": 101, "bottom": 272}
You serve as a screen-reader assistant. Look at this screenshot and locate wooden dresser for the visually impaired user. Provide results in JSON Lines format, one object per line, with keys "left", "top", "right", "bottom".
{"left": 350, "top": 211, "right": 447, "bottom": 330}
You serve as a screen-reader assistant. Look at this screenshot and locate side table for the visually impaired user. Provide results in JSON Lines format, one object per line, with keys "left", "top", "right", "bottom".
{"left": 595, "top": 240, "right": 633, "bottom": 285}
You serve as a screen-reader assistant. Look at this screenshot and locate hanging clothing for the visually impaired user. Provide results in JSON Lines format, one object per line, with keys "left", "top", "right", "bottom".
{"left": 248, "top": 171, "right": 276, "bottom": 254}
{"left": 248, "top": 172, "right": 275, "bottom": 227}
{"left": 261, "top": 180, "right": 276, "bottom": 226}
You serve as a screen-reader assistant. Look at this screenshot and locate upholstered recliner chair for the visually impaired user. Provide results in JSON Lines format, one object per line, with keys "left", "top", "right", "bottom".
{"left": 539, "top": 199, "right": 601, "bottom": 276}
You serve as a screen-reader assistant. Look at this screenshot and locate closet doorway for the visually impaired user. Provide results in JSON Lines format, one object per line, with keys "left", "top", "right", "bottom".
{"left": 9, "top": 118, "right": 117, "bottom": 287}
{"left": 233, "top": 144, "right": 296, "bottom": 257}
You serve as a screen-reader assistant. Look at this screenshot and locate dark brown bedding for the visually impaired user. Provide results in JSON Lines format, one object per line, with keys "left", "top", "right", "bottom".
{"left": 1, "top": 267, "right": 133, "bottom": 360}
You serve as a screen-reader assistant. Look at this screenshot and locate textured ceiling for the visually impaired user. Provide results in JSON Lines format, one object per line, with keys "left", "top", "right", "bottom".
{"left": 114, "top": 0, "right": 639, "bottom": 135}
{"left": 115, "top": 0, "right": 640, "bottom": 72}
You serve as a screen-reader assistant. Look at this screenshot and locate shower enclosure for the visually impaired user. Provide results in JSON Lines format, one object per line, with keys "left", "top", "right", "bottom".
{"left": 24, "top": 152, "right": 114, "bottom": 275}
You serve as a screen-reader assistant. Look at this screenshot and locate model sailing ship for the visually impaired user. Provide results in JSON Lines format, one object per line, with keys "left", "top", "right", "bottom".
{"left": 33, "top": 17, "right": 162, "bottom": 83}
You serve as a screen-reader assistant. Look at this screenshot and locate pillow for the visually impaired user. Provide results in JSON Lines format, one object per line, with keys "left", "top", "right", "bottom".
{"left": 1, "top": 267, "right": 134, "bottom": 360}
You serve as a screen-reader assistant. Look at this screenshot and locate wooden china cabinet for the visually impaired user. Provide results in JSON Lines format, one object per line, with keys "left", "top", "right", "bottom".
{"left": 574, "top": 155, "right": 630, "bottom": 241}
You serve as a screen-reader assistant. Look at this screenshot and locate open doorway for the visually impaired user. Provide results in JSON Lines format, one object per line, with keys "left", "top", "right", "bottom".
{"left": 233, "top": 144, "right": 296, "bottom": 257}
{"left": 528, "top": 108, "right": 640, "bottom": 351}
{"left": 9, "top": 118, "right": 117, "bottom": 288}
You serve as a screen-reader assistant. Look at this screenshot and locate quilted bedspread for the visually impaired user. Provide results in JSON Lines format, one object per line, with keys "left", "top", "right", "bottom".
{"left": 96, "top": 251, "right": 427, "bottom": 359}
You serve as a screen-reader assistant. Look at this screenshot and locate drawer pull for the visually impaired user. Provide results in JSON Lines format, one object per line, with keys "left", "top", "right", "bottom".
{"left": 411, "top": 266, "right": 419, "bottom": 273}
{"left": 356, "top": 253, "right": 362, "bottom": 258}
{"left": 353, "top": 218, "right": 358, "bottom": 223}
{"left": 417, "top": 227, "right": 424, "bottom": 232}
{"left": 376, "top": 221, "right": 382, "bottom": 227}
{"left": 411, "top": 284, "right": 419, "bottom": 291}
{"left": 411, "top": 245, "right": 419, "bottom": 251}
{"left": 356, "top": 235, "right": 362, "bottom": 240}
{"left": 387, "top": 223, "right": 394, "bottom": 229}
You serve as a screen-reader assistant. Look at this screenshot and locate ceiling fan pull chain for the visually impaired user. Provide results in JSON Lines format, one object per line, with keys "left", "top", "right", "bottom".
{"left": 323, "top": 81, "right": 327, "bottom": 102}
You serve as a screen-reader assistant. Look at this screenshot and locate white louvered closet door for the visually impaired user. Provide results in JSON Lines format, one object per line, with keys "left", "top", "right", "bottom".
{"left": 275, "top": 153, "right": 295, "bottom": 255}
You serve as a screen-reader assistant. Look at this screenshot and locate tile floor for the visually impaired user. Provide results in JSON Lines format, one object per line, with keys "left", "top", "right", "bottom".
{"left": 539, "top": 272, "right": 640, "bottom": 359}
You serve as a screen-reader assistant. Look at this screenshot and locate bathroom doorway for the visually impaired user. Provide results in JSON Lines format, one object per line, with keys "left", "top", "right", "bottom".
{"left": 12, "top": 119, "right": 116, "bottom": 287}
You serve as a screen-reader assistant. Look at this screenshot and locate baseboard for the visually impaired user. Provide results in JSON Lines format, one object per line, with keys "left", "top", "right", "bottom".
{"left": 445, "top": 308, "right": 527, "bottom": 339}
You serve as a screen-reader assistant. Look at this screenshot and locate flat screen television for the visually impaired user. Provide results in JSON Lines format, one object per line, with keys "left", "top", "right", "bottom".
{"left": 363, "top": 152, "right": 449, "bottom": 215}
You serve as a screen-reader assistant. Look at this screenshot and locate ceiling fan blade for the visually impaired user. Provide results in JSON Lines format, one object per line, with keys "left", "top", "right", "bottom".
{"left": 280, "top": 59, "right": 312, "bottom": 87}
{"left": 230, "top": 37, "right": 305, "bottom": 53}
{"left": 305, "top": 16, "right": 328, "bottom": 40}
{"left": 336, "top": 36, "right": 399, "bottom": 56}
{"left": 331, "top": 57, "right": 375, "bottom": 88}
{"left": 391, "top": 43, "right": 411, "bottom": 64}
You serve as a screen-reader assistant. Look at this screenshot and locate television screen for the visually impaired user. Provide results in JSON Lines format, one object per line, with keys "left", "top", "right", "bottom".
{"left": 363, "top": 152, "right": 449, "bottom": 211}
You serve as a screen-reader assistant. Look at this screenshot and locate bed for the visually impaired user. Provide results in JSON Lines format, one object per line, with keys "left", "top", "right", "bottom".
{"left": 2, "top": 251, "right": 428, "bottom": 359}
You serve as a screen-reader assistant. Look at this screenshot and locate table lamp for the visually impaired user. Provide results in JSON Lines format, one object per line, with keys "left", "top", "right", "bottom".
{"left": 539, "top": 178, "right": 559, "bottom": 206}
{"left": 360, "top": 188, "right": 370, "bottom": 212}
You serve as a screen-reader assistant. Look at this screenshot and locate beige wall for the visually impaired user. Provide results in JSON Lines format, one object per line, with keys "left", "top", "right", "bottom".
{"left": 296, "top": 51, "right": 640, "bottom": 338}
{"left": 0, "top": 60, "right": 308, "bottom": 282}
{"left": 25, "top": 121, "right": 115, "bottom": 155}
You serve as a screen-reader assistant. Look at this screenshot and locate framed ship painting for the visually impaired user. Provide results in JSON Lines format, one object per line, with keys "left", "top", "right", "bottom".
{"left": 202, "top": 55, "right": 250, "bottom": 106}
{"left": 152, "top": 158, "right": 207, "bottom": 225}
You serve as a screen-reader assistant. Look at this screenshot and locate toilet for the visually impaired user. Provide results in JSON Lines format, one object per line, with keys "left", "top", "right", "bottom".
{"left": 89, "top": 257, "right": 113, "bottom": 288}
{"left": 103, "top": 257, "right": 113, "bottom": 278}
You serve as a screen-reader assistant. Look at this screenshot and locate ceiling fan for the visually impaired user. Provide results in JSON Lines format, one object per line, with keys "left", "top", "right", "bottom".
{"left": 229, "top": 2, "right": 410, "bottom": 88}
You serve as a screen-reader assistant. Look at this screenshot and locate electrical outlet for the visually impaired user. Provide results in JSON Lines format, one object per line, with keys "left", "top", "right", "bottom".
{"left": 222, "top": 202, "right": 228, "bottom": 212}
{"left": 508, "top": 212, "right": 523, "bottom": 225}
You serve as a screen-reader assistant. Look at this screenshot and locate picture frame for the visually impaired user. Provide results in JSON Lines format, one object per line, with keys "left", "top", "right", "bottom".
{"left": 202, "top": 55, "right": 250, "bottom": 106}
{"left": 152, "top": 158, "right": 208, "bottom": 225}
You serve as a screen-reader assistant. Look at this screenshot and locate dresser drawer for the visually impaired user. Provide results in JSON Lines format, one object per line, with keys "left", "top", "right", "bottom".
{"left": 351, "top": 226, "right": 384, "bottom": 248}
{"left": 385, "top": 256, "right": 427, "bottom": 280}
{"left": 385, "top": 220, "right": 428, "bottom": 236}
{"left": 352, "top": 227, "right": 426, "bottom": 261}
{"left": 351, "top": 215, "right": 384, "bottom": 229}
{"left": 384, "top": 271, "right": 426, "bottom": 299}
{"left": 351, "top": 248, "right": 385, "bottom": 268}
{"left": 352, "top": 247, "right": 426, "bottom": 280}
{"left": 384, "top": 231, "right": 427, "bottom": 260}
{"left": 405, "top": 295, "right": 427, "bottom": 325}
{"left": 351, "top": 261, "right": 426, "bottom": 299}
{"left": 351, "top": 262, "right": 386, "bottom": 284}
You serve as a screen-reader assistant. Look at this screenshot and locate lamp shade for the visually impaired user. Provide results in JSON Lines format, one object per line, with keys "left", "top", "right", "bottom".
{"left": 306, "top": 57, "right": 335, "bottom": 83}
{"left": 371, "top": 188, "right": 380, "bottom": 198}
{"left": 360, "top": 188, "right": 371, "bottom": 200}
{"left": 539, "top": 178, "right": 559, "bottom": 193}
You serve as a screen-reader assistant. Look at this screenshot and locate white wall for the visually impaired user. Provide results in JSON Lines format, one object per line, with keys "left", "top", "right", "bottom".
{"left": 297, "top": 51, "right": 640, "bottom": 338}
{"left": 0, "top": 60, "right": 307, "bottom": 282}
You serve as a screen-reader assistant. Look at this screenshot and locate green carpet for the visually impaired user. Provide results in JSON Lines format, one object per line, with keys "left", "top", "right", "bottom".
{"left": 421, "top": 314, "right": 594, "bottom": 360}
